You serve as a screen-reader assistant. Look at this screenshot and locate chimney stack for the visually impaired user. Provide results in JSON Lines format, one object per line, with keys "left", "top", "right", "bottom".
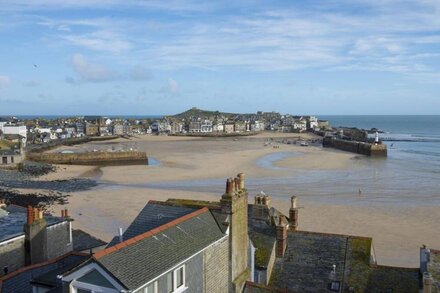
{"left": 24, "top": 205, "right": 48, "bottom": 265}
{"left": 276, "top": 215, "right": 288, "bottom": 258}
{"left": 289, "top": 195, "right": 299, "bottom": 231}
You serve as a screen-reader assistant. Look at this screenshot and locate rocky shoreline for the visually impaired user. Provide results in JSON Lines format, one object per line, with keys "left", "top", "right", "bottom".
{"left": 0, "top": 161, "right": 98, "bottom": 210}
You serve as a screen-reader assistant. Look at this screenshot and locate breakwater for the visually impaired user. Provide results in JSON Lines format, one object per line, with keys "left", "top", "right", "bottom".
{"left": 26, "top": 136, "right": 119, "bottom": 153}
{"left": 323, "top": 137, "right": 387, "bottom": 157}
{"left": 26, "top": 151, "right": 148, "bottom": 165}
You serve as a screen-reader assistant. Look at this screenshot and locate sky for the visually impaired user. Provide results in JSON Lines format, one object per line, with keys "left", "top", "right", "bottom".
{"left": 0, "top": 0, "right": 440, "bottom": 115}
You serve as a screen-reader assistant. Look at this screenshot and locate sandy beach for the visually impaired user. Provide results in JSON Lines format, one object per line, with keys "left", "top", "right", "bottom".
{"left": 33, "top": 132, "right": 439, "bottom": 268}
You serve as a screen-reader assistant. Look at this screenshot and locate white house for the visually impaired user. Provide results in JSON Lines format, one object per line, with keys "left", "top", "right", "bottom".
{"left": 2, "top": 124, "right": 27, "bottom": 146}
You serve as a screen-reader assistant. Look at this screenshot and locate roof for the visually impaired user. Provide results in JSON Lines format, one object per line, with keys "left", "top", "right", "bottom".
{"left": 0, "top": 205, "right": 67, "bottom": 243}
{"left": 107, "top": 200, "right": 198, "bottom": 247}
{"left": 72, "top": 229, "right": 107, "bottom": 252}
{"left": 0, "top": 149, "right": 20, "bottom": 156}
{"left": 93, "top": 207, "right": 226, "bottom": 290}
{"left": 244, "top": 281, "right": 288, "bottom": 293}
{"left": 270, "top": 231, "right": 349, "bottom": 292}
{"left": 0, "top": 252, "right": 88, "bottom": 293}
{"left": 270, "top": 231, "right": 420, "bottom": 292}
{"left": 247, "top": 205, "right": 277, "bottom": 268}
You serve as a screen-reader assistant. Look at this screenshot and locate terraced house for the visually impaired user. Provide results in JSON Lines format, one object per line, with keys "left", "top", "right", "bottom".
{"left": 61, "top": 174, "right": 250, "bottom": 293}
{"left": 1, "top": 174, "right": 438, "bottom": 292}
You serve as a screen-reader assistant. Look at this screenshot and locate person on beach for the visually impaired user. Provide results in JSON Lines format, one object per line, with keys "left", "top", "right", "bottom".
{"left": 358, "top": 188, "right": 362, "bottom": 197}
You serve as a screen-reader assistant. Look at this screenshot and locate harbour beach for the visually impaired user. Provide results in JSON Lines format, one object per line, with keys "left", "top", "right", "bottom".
{"left": 28, "top": 132, "right": 440, "bottom": 268}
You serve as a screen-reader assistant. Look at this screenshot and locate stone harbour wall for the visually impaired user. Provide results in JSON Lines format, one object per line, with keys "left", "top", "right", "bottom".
{"left": 26, "top": 151, "right": 148, "bottom": 165}
{"left": 323, "top": 137, "right": 387, "bottom": 157}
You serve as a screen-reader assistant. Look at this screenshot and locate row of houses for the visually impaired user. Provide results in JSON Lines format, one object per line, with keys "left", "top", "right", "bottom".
{"left": 151, "top": 115, "right": 328, "bottom": 135}
{"left": 0, "top": 175, "right": 437, "bottom": 292}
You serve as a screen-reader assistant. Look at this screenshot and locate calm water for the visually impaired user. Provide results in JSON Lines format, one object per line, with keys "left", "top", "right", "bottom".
{"left": 95, "top": 115, "right": 440, "bottom": 207}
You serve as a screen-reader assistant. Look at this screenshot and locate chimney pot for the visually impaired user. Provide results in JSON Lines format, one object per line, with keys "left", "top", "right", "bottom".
{"left": 291, "top": 196, "right": 297, "bottom": 209}
{"left": 64, "top": 208, "right": 69, "bottom": 218}
{"left": 237, "top": 173, "right": 245, "bottom": 189}
{"left": 226, "top": 178, "right": 234, "bottom": 194}
{"left": 234, "top": 177, "right": 240, "bottom": 191}
{"left": 33, "top": 208, "right": 39, "bottom": 221}
{"left": 27, "top": 206, "right": 34, "bottom": 225}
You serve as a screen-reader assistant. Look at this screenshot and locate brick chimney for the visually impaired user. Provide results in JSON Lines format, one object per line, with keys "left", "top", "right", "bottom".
{"left": 24, "top": 206, "right": 48, "bottom": 265}
{"left": 289, "top": 195, "right": 299, "bottom": 231}
{"left": 252, "top": 193, "right": 271, "bottom": 220}
{"left": 276, "top": 215, "right": 288, "bottom": 258}
{"left": 220, "top": 173, "right": 249, "bottom": 293}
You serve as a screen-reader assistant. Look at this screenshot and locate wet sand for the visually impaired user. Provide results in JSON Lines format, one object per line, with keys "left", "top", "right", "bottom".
{"left": 38, "top": 132, "right": 439, "bottom": 267}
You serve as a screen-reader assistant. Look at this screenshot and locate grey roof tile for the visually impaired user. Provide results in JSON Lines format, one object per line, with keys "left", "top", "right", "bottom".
{"left": 107, "top": 202, "right": 197, "bottom": 247}
{"left": 0, "top": 205, "right": 66, "bottom": 242}
{"left": 96, "top": 208, "right": 225, "bottom": 290}
{"left": 0, "top": 253, "right": 87, "bottom": 293}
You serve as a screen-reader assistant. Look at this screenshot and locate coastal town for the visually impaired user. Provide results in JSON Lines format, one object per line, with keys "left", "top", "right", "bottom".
{"left": 0, "top": 108, "right": 436, "bottom": 292}
{"left": 1, "top": 107, "right": 391, "bottom": 168}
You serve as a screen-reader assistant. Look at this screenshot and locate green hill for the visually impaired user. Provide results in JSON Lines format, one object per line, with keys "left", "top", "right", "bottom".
{"left": 172, "top": 107, "right": 238, "bottom": 119}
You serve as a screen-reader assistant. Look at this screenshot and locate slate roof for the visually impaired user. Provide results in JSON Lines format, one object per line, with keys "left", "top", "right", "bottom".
{"left": 244, "top": 281, "right": 288, "bottom": 293}
{"left": 0, "top": 253, "right": 88, "bottom": 293}
{"left": 0, "top": 205, "right": 66, "bottom": 243}
{"left": 107, "top": 201, "right": 197, "bottom": 247}
{"left": 270, "top": 231, "right": 420, "bottom": 293}
{"left": 270, "top": 231, "right": 348, "bottom": 292}
{"left": 72, "top": 229, "right": 107, "bottom": 252}
{"left": 247, "top": 206, "right": 277, "bottom": 268}
{"left": 93, "top": 207, "right": 225, "bottom": 291}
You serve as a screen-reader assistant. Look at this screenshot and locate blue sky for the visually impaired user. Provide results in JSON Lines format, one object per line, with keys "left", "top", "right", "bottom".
{"left": 0, "top": 0, "right": 440, "bottom": 115}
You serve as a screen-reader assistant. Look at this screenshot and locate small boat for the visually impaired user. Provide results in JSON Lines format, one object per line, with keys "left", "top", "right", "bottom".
{"left": 300, "top": 141, "right": 309, "bottom": 147}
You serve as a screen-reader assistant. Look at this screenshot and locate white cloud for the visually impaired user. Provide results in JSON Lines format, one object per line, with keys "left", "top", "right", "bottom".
{"left": 71, "top": 53, "right": 117, "bottom": 82}
{"left": 0, "top": 75, "right": 11, "bottom": 88}
{"left": 63, "top": 31, "right": 131, "bottom": 53}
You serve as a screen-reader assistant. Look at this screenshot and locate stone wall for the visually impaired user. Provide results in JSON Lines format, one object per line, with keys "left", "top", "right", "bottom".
{"left": 0, "top": 237, "right": 25, "bottom": 277}
{"left": 204, "top": 237, "right": 230, "bottom": 293}
{"left": 323, "top": 137, "right": 387, "bottom": 157}
{"left": 27, "top": 151, "right": 148, "bottom": 165}
{"left": 47, "top": 221, "right": 72, "bottom": 260}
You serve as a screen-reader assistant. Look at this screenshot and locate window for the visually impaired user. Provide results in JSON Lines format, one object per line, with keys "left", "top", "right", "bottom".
{"left": 166, "top": 271, "right": 173, "bottom": 293}
{"left": 329, "top": 281, "right": 340, "bottom": 291}
{"left": 162, "top": 265, "right": 186, "bottom": 293}
{"left": 144, "top": 281, "right": 157, "bottom": 293}
{"left": 76, "top": 289, "right": 92, "bottom": 293}
{"left": 175, "top": 266, "right": 184, "bottom": 288}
